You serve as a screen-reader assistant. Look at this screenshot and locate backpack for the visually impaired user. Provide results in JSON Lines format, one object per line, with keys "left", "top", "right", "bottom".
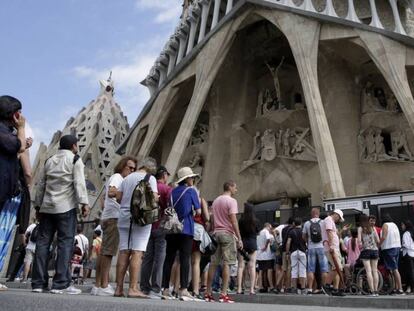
{"left": 160, "top": 187, "right": 190, "bottom": 234}
{"left": 309, "top": 219, "right": 322, "bottom": 243}
{"left": 29, "top": 225, "right": 39, "bottom": 243}
{"left": 130, "top": 174, "right": 159, "bottom": 226}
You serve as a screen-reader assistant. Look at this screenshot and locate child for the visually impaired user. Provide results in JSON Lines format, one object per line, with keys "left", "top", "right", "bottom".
{"left": 71, "top": 247, "right": 84, "bottom": 282}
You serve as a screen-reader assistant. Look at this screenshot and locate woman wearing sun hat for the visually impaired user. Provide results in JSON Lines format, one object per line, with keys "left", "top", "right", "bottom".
{"left": 161, "top": 167, "right": 201, "bottom": 301}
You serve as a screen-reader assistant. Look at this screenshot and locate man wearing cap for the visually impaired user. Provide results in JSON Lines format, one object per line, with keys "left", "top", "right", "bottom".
{"left": 141, "top": 165, "right": 172, "bottom": 297}
{"left": 323, "top": 209, "right": 347, "bottom": 296}
{"left": 32, "top": 134, "right": 90, "bottom": 295}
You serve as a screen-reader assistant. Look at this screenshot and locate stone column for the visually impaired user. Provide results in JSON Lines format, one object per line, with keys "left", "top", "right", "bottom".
{"left": 166, "top": 37, "right": 179, "bottom": 75}
{"left": 369, "top": 0, "right": 384, "bottom": 29}
{"left": 258, "top": 10, "right": 346, "bottom": 198}
{"left": 176, "top": 22, "right": 189, "bottom": 64}
{"left": 198, "top": 0, "right": 211, "bottom": 43}
{"left": 165, "top": 12, "right": 247, "bottom": 178}
{"left": 302, "top": 0, "right": 316, "bottom": 13}
{"left": 388, "top": 0, "right": 407, "bottom": 35}
{"left": 186, "top": 8, "right": 200, "bottom": 55}
{"left": 323, "top": 0, "right": 338, "bottom": 17}
{"left": 357, "top": 31, "right": 414, "bottom": 135}
{"left": 211, "top": 0, "right": 222, "bottom": 29}
{"left": 225, "top": 0, "right": 233, "bottom": 14}
{"left": 345, "top": 0, "right": 361, "bottom": 23}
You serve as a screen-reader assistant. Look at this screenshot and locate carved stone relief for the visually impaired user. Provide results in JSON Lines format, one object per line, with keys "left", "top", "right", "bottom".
{"left": 361, "top": 81, "right": 401, "bottom": 114}
{"left": 358, "top": 127, "right": 413, "bottom": 162}
{"left": 242, "top": 127, "right": 317, "bottom": 171}
{"left": 190, "top": 123, "right": 209, "bottom": 146}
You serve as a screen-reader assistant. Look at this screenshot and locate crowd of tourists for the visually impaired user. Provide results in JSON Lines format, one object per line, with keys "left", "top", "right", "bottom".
{"left": 0, "top": 95, "right": 414, "bottom": 303}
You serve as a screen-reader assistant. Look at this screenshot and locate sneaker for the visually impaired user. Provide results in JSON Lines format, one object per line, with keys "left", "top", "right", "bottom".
{"left": 192, "top": 293, "right": 205, "bottom": 301}
{"left": 322, "top": 285, "right": 332, "bottom": 296}
{"left": 32, "top": 288, "right": 44, "bottom": 293}
{"left": 179, "top": 290, "right": 195, "bottom": 301}
{"left": 271, "top": 288, "right": 280, "bottom": 294}
{"left": 204, "top": 293, "right": 215, "bottom": 302}
{"left": 148, "top": 290, "right": 162, "bottom": 299}
{"left": 90, "top": 286, "right": 99, "bottom": 296}
{"left": 393, "top": 289, "right": 406, "bottom": 296}
{"left": 97, "top": 285, "right": 115, "bottom": 297}
{"left": 51, "top": 285, "right": 82, "bottom": 295}
{"left": 218, "top": 294, "right": 234, "bottom": 303}
{"left": 161, "top": 290, "right": 176, "bottom": 300}
{"left": 331, "top": 289, "right": 346, "bottom": 297}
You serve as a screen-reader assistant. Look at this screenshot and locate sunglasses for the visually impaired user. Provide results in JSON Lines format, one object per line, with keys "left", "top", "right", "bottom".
{"left": 127, "top": 166, "right": 136, "bottom": 171}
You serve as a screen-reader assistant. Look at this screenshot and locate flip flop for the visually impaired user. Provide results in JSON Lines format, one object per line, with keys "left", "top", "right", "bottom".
{"left": 114, "top": 293, "right": 125, "bottom": 297}
{"left": 127, "top": 293, "right": 150, "bottom": 299}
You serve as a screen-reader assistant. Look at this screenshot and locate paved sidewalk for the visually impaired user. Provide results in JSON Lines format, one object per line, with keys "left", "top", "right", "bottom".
{"left": 1, "top": 281, "right": 413, "bottom": 310}
{"left": 0, "top": 288, "right": 405, "bottom": 311}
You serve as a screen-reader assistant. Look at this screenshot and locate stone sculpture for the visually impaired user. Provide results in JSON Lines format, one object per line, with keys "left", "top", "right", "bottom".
{"left": 265, "top": 57, "right": 285, "bottom": 110}
{"left": 391, "top": 130, "right": 413, "bottom": 160}
{"left": 247, "top": 131, "right": 262, "bottom": 161}
{"left": 283, "top": 128, "right": 291, "bottom": 157}
{"left": 190, "top": 123, "right": 209, "bottom": 145}
{"left": 361, "top": 82, "right": 386, "bottom": 113}
{"left": 261, "top": 129, "right": 277, "bottom": 161}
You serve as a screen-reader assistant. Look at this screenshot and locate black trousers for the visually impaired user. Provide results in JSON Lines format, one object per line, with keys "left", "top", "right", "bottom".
{"left": 162, "top": 234, "right": 193, "bottom": 290}
{"left": 31, "top": 209, "right": 77, "bottom": 290}
{"left": 402, "top": 255, "right": 414, "bottom": 288}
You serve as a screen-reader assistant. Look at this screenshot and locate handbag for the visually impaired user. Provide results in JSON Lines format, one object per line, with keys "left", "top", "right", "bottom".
{"left": 160, "top": 188, "right": 190, "bottom": 234}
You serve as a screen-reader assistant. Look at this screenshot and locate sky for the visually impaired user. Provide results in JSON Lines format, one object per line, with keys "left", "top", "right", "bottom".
{"left": 0, "top": 0, "right": 183, "bottom": 161}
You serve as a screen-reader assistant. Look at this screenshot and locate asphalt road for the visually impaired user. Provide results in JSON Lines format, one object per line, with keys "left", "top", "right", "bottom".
{"left": 0, "top": 289, "right": 403, "bottom": 311}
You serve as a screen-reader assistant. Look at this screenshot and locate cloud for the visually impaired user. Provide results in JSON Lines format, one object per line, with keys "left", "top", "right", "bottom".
{"left": 135, "top": 0, "right": 182, "bottom": 24}
{"left": 72, "top": 36, "right": 168, "bottom": 125}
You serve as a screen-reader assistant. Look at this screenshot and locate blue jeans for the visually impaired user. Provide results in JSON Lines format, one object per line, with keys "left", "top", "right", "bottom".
{"left": 31, "top": 209, "right": 77, "bottom": 290}
{"left": 140, "top": 229, "right": 166, "bottom": 293}
{"left": 307, "top": 248, "right": 329, "bottom": 273}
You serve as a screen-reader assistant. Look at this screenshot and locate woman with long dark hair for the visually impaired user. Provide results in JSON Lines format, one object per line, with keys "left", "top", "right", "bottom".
{"left": 358, "top": 214, "right": 380, "bottom": 296}
{"left": 237, "top": 203, "right": 259, "bottom": 295}
{"left": 401, "top": 220, "right": 414, "bottom": 293}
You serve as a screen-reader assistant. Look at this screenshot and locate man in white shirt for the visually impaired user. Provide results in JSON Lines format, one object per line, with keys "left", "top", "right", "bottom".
{"left": 257, "top": 223, "right": 275, "bottom": 293}
{"left": 32, "top": 135, "right": 89, "bottom": 295}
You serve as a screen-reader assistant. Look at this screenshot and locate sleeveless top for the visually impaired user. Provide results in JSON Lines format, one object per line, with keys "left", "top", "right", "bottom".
{"left": 361, "top": 230, "right": 378, "bottom": 250}
{"left": 381, "top": 222, "right": 401, "bottom": 250}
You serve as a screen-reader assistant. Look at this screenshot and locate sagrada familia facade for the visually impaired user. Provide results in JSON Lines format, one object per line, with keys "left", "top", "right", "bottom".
{"left": 117, "top": 0, "right": 414, "bottom": 219}
{"left": 31, "top": 76, "right": 129, "bottom": 219}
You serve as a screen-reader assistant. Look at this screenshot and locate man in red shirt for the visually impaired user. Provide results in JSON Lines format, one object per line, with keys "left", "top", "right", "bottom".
{"left": 141, "top": 166, "right": 172, "bottom": 297}
{"left": 205, "top": 181, "right": 242, "bottom": 303}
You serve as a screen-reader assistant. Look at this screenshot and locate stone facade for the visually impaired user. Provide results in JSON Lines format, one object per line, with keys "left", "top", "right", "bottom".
{"left": 120, "top": 1, "right": 414, "bottom": 214}
{"left": 31, "top": 76, "right": 129, "bottom": 220}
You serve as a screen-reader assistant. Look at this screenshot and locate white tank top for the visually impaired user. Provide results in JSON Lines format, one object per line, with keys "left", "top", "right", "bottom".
{"left": 381, "top": 222, "right": 401, "bottom": 250}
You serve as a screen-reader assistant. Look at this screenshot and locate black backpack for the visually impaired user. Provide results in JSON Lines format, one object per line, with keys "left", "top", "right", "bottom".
{"left": 29, "top": 225, "right": 39, "bottom": 243}
{"left": 309, "top": 219, "right": 322, "bottom": 243}
{"left": 130, "top": 174, "right": 159, "bottom": 226}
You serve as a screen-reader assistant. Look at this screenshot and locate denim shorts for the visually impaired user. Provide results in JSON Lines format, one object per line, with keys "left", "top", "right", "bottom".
{"left": 307, "top": 248, "right": 329, "bottom": 273}
{"left": 382, "top": 248, "right": 400, "bottom": 271}
{"left": 359, "top": 249, "right": 379, "bottom": 260}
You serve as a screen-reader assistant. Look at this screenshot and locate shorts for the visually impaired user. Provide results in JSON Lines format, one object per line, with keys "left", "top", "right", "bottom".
{"left": 242, "top": 238, "right": 257, "bottom": 254}
{"left": 118, "top": 224, "right": 151, "bottom": 252}
{"left": 275, "top": 255, "right": 283, "bottom": 266}
{"left": 101, "top": 218, "right": 120, "bottom": 256}
{"left": 325, "top": 249, "right": 343, "bottom": 271}
{"left": 382, "top": 248, "right": 400, "bottom": 270}
{"left": 282, "top": 251, "right": 291, "bottom": 272}
{"left": 359, "top": 249, "right": 379, "bottom": 260}
{"left": 24, "top": 249, "right": 35, "bottom": 264}
{"left": 258, "top": 259, "right": 275, "bottom": 271}
{"left": 192, "top": 240, "right": 201, "bottom": 252}
{"left": 290, "top": 250, "right": 307, "bottom": 278}
{"left": 211, "top": 232, "right": 237, "bottom": 266}
{"left": 308, "top": 248, "right": 329, "bottom": 273}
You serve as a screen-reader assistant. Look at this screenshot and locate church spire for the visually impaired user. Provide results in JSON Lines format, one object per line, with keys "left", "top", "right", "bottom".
{"left": 99, "top": 71, "right": 114, "bottom": 96}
